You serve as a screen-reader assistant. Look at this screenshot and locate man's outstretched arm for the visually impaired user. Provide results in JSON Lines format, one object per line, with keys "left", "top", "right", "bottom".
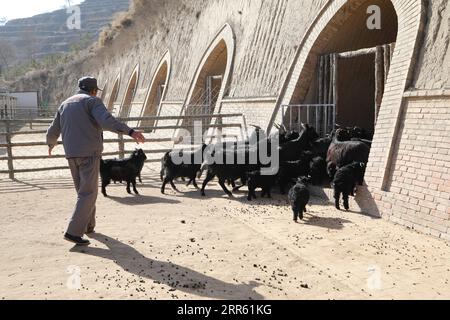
{"left": 90, "top": 98, "right": 145, "bottom": 143}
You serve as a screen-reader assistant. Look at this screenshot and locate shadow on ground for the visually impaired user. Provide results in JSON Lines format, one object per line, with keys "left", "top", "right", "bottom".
{"left": 71, "top": 233, "right": 263, "bottom": 300}
{"left": 301, "top": 214, "right": 352, "bottom": 230}
{"left": 106, "top": 194, "right": 181, "bottom": 206}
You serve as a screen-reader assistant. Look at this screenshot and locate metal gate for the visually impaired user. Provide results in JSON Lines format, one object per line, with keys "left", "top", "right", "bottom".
{"left": 281, "top": 104, "right": 336, "bottom": 137}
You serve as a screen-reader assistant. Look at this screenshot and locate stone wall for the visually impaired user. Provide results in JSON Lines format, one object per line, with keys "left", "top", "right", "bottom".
{"left": 10, "top": 0, "right": 450, "bottom": 239}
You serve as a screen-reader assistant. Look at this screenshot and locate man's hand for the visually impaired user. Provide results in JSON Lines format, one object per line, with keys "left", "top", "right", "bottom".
{"left": 48, "top": 146, "right": 54, "bottom": 156}
{"left": 130, "top": 130, "right": 146, "bottom": 144}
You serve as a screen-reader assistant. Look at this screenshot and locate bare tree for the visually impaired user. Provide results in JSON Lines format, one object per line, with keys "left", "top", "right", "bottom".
{"left": 0, "top": 40, "right": 16, "bottom": 75}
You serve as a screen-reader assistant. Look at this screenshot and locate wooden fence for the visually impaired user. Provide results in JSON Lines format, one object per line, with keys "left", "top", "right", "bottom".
{"left": 0, "top": 114, "right": 246, "bottom": 179}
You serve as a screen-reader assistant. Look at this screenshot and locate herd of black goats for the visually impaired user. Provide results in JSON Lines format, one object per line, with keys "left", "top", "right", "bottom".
{"left": 99, "top": 123, "right": 372, "bottom": 222}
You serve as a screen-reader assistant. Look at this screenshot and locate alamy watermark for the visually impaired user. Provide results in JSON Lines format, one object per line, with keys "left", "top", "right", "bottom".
{"left": 367, "top": 265, "right": 382, "bottom": 290}
{"left": 66, "top": 5, "right": 81, "bottom": 30}
{"left": 171, "top": 121, "right": 280, "bottom": 176}
{"left": 367, "top": 5, "right": 382, "bottom": 30}
{"left": 66, "top": 265, "right": 81, "bottom": 290}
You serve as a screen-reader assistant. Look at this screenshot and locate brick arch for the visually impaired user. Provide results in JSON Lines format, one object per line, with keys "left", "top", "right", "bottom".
{"left": 100, "top": 80, "right": 108, "bottom": 101}
{"left": 140, "top": 50, "right": 171, "bottom": 127}
{"left": 269, "top": 0, "right": 424, "bottom": 189}
{"left": 183, "top": 23, "right": 235, "bottom": 114}
{"left": 119, "top": 64, "right": 140, "bottom": 118}
{"left": 107, "top": 73, "right": 121, "bottom": 112}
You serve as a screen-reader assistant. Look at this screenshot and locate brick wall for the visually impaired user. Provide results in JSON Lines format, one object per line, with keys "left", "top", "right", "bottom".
{"left": 368, "top": 91, "right": 450, "bottom": 240}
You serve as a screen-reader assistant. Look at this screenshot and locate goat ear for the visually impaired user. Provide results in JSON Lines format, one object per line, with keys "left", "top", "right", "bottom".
{"left": 335, "top": 123, "right": 342, "bottom": 129}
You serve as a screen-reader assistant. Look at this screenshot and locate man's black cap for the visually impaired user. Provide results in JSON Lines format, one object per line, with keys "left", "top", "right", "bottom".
{"left": 78, "top": 76, "right": 103, "bottom": 92}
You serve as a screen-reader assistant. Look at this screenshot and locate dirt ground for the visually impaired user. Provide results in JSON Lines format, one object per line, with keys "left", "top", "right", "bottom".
{"left": 1, "top": 169, "right": 450, "bottom": 300}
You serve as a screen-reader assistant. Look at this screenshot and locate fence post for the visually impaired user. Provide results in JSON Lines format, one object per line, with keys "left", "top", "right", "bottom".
{"left": 118, "top": 133, "right": 125, "bottom": 159}
{"left": 5, "top": 121, "right": 14, "bottom": 180}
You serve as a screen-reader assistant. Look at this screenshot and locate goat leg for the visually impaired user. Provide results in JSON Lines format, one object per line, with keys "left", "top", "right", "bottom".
{"left": 126, "top": 181, "right": 132, "bottom": 194}
{"left": 201, "top": 171, "right": 215, "bottom": 197}
{"left": 247, "top": 185, "right": 255, "bottom": 201}
{"left": 132, "top": 178, "right": 139, "bottom": 195}
{"left": 299, "top": 208, "right": 304, "bottom": 220}
{"left": 334, "top": 189, "right": 341, "bottom": 210}
{"left": 161, "top": 177, "right": 170, "bottom": 194}
{"left": 101, "top": 185, "right": 108, "bottom": 197}
{"left": 192, "top": 179, "right": 199, "bottom": 189}
{"left": 247, "top": 189, "right": 253, "bottom": 201}
{"left": 218, "top": 178, "right": 233, "bottom": 197}
{"left": 170, "top": 180, "right": 179, "bottom": 192}
{"left": 101, "top": 179, "right": 110, "bottom": 197}
{"left": 343, "top": 193, "right": 350, "bottom": 211}
{"left": 261, "top": 189, "right": 266, "bottom": 198}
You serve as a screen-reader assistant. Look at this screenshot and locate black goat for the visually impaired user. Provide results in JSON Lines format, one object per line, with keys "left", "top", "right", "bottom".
{"left": 334, "top": 125, "right": 373, "bottom": 141}
{"left": 310, "top": 136, "right": 332, "bottom": 159}
{"left": 277, "top": 151, "right": 313, "bottom": 194}
{"left": 279, "top": 124, "right": 319, "bottom": 161}
{"left": 309, "top": 156, "right": 327, "bottom": 185}
{"left": 288, "top": 177, "right": 310, "bottom": 222}
{"left": 332, "top": 161, "right": 365, "bottom": 211}
{"left": 349, "top": 126, "right": 373, "bottom": 140}
{"left": 100, "top": 149, "right": 147, "bottom": 197}
{"left": 161, "top": 144, "right": 207, "bottom": 194}
{"left": 200, "top": 148, "right": 261, "bottom": 197}
{"left": 273, "top": 124, "right": 300, "bottom": 145}
{"left": 246, "top": 169, "right": 278, "bottom": 201}
{"left": 326, "top": 129, "right": 370, "bottom": 180}
{"left": 332, "top": 126, "right": 372, "bottom": 147}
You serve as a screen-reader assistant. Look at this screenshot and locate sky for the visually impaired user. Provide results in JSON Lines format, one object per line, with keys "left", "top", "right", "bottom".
{"left": 0, "top": 0, "right": 84, "bottom": 23}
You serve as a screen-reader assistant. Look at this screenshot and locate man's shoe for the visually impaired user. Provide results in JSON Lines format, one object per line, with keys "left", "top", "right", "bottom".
{"left": 64, "top": 233, "right": 90, "bottom": 246}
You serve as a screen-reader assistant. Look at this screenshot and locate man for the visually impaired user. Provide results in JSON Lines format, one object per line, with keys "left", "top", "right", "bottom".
{"left": 46, "top": 76, "right": 145, "bottom": 246}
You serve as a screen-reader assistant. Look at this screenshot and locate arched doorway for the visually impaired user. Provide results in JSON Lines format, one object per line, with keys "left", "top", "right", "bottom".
{"left": 107, "top": 73, "right": 120, "bottom": 113}
{"left": 119, "top": 65, "right": 139, "bottom": 118}
{"left": 182, "top": 24, "right": 235, "bottom": 131}
{"left": 271, "top": 0, "right": 423, "bottom": 189}
{"left": 140, "top": 51, "right": 171, "bottom": 129}
{"left": 284, "top": 0, "right": 398, "bottom": 136}
{"left": 100, "top": 81, "right": 108, "bottom": 101}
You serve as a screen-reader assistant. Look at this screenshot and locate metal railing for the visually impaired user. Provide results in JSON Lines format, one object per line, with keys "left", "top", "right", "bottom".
{"left": 0, "top": 113, "right": 246, "bottom": 179}
{"left": 281, "top": 104, "right": 336, "bottom": 137}
{"left": 0, "top": 106, "right": 59, "bottom": 121}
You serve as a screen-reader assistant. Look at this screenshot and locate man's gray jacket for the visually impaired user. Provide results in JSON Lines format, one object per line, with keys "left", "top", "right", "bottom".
{"left": 46, "top": 90, "right": 132, "bottom": 158}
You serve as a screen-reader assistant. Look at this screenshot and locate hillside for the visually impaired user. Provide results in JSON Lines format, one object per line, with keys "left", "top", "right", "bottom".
{"left": 0, "top": 0, "right": 131, "bottom": 64}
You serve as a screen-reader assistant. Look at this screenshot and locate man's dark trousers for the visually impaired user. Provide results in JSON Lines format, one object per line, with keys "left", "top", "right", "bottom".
{"left": 67, "top": 154, "right": 100, "bottom": 237}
